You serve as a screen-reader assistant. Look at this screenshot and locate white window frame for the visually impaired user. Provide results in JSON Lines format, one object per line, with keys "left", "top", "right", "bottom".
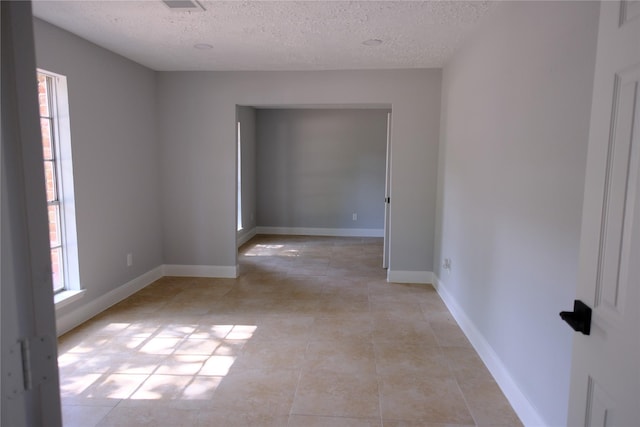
{"left": 37, "top": 69, "right": 83, "bottom": 307}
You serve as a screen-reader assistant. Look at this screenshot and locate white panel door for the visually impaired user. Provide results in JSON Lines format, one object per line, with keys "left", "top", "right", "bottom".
{"left": 566, "top": 1, "right": 640, "bottom": 426}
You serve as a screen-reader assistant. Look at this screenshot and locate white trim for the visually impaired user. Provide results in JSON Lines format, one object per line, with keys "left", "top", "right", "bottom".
{"left": 54, "top": 289, "right": 86, "bottom": 310}
{"left": 432, "top": 274, "right": 545, "bottom": 427}
{"left": 237, "top": 227, "right": 257, "bottom": 247}
{"left": 55, "top": 266, "right": 163, "bottom": 336}
{"left": 163, "top": 264, "right": 238, "bottom": 278}
{"left": 236, "top": 121, "right": 243, "bottom": 231}
{"left": 387, "top": 270, "right": 433, "bottom": 284}
{"left": 55, "top": 263, "right": 241, "bottom": 337}
{"left": 256, "top": 226, "right": 384, "bottom": 238}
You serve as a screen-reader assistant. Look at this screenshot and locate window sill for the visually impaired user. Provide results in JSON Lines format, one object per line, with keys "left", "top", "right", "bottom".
{"left": 54, "top": 289, "right": 86, "bottom": 310}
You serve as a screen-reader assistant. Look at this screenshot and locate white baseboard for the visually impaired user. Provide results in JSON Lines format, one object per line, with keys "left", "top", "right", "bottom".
{"left": 432, "top": 274, "right": 545, "bottom": 427}
{"left": 387, "top": 270, "right": 433, "bottom": 284}
{"left": 256, "top": 226, "right": 384, "bottom": 238}
{"left": 237, "top": 227, "right": 257, "bottom": 247}
{"left": 163, "top": 264, "right": 238, "bottom": 278}
{"left": 56, "top": 263, "right": 240, "bottom": 337}
{"left": 55, "top": 266, "right": 163, "bottom": 336}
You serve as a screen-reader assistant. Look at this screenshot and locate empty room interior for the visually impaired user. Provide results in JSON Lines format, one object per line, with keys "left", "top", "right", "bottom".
{"left": 4, "top": 1, "right": 635, "bottom": 426}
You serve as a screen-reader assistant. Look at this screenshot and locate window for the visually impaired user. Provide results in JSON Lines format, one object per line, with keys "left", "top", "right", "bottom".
{"left": 37, "top": 70, "right": 79, "bottom": 296}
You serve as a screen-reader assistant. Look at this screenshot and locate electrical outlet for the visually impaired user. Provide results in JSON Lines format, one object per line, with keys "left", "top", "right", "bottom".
{"left": 127, "top": 253, "right": 133, "bottom": 267}
{"left": 352, "top": 213, "right": 357, "bottom": 221}
{"left": 442, "top": 258, "right": 452, "bottom": 272}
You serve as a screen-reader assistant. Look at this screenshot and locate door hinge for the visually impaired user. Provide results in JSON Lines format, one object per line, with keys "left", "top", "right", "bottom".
{"left": 5, "top": 335, "right": 57, "bottom": 399}
{"left": 385, "top": 197, "right": 390, "bottom": 203}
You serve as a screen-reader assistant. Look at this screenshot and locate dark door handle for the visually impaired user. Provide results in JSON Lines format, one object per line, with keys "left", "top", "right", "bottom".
{"left": 560, "top": 300, "right": 592, "bottom": 335}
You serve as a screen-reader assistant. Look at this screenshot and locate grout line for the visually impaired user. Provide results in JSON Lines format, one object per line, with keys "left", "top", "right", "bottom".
{"left": 286, "top": 337, "right": 311, "bottom": 426}
{"left": 59, "top": 236, "right": 517, "bottom": 426}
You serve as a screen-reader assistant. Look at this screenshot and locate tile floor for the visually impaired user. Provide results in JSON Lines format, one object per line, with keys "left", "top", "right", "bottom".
{"left": 57, "top": 235, "right": 522, "bottom": 427}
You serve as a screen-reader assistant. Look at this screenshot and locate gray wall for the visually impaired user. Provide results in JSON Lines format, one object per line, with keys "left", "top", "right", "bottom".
{"left": 435, "top": 2, "right": 599, "bottom": 425}
{"left": 255, "top": 109, "right": 388, "bottom": 230}
{"left": 158, "top": 70, "right": 441, "bottom": 273}
{"left": 236, "top": 106, "right": 257, "bottom": 240}
{"left": 33, "top": 19, "right": 163, "bottom": 317}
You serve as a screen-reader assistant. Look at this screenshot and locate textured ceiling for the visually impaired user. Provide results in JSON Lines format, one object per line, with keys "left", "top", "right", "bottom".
{"left": 32, "top": 1, "right": 495, "bottom": 71}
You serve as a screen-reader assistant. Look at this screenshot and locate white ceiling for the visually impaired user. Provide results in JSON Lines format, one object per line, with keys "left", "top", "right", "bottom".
{"left": 32, "top": 1, "right": 496, "bottom": 72}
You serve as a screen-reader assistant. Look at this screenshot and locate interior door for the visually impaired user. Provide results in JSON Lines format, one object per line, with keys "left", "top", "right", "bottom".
{"left": 1, "top": 1, "right": 62, "bottom": 426}
{"left": 383, "top": 112, "right": 392, "bottom": 269}
{"left": 566, "top": 1, "right": 640, "bottom": 425}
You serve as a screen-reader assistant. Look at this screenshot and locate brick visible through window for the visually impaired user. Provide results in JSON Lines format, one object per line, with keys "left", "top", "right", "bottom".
{"left": 38, "top": 72, "right": 65, "bottom": 292}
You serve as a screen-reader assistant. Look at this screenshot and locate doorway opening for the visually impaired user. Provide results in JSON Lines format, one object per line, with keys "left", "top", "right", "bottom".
{"left": 235, "top": 105, "right": 392, "bottom": 276}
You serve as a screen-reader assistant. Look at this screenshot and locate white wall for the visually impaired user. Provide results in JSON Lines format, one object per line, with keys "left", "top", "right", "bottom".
{"left": 435, "top": 2, "right": 599, "bottom": 425}
{"left": 33, "top": 19, "right": 163, "bottom": 319}
{"left": 256, "top": 108, "right": 388, "bottom": 231}
{"left": 158, "top": 70, "right": 441, "bottom": 274}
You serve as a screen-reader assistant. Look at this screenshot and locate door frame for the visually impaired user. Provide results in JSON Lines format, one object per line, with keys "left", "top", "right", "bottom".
{"left": 383, "top": 112, "right": 392, "bottom": 269}
{"left": 234, "top": 104, "right": 393, "bottom": 270}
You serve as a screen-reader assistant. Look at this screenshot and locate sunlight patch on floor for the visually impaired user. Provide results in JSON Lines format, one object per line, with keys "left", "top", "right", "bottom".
{"left": 58, "top": 320, "right": 256, "bottom": 402}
